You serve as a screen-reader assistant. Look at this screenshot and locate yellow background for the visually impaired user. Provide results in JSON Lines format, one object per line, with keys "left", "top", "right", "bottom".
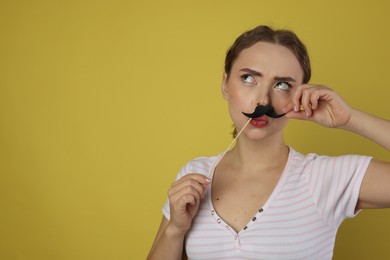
{"left": 1, "top": 0, "right": 389, "bottom": 259}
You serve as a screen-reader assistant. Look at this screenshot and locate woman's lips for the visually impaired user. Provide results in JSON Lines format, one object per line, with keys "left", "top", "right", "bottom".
{"left": 249, "top": 115, "right": 269, "bottom": 127}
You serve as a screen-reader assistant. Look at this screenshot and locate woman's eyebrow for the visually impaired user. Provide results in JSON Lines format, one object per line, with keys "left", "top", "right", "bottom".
{"left": 240, "top": 68, "right": 262, "bottom": 77}
{"left": 240, "top": 68, "right": 296, "bottom": 82}
{"left": 274, "top": 76, "right": 296, "bottom": 82}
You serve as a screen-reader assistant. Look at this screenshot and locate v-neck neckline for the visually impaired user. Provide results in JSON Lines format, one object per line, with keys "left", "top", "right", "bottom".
{"left": 206, "top": 146, "right": 295, "bottom": 235}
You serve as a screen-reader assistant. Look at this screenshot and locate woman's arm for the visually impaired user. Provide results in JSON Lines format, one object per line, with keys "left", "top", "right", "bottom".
{"left": 284, "top": 84, "right": 390, "bottom": 209}
{"left": 340, "top": 109, "right": 390, "bottom": 151}
{"left": 147, "top": 217, "right": 186, "bottom": 260}
{"left": 341, "top": 109, "right": 390, "bottom": 209}
{"left": 147, "top": 174, "right": 210, "bottom": 260}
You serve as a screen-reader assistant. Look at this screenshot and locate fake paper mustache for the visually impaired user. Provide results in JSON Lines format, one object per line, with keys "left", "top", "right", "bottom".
{"left": 242, "top": 104, "right": 286, "bottom": 118}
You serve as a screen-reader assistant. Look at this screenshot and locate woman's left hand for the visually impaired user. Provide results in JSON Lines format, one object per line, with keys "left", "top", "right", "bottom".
{"left": 283, "top": 84, "right": 353, "bottom": 128}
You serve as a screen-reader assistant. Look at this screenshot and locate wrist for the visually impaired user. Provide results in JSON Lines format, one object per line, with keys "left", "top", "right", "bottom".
{"left": 339, "top": 108, "right": 362, "bottom": 132}
{"left": 165, "top": 222, "right": 188, "bottom": 239}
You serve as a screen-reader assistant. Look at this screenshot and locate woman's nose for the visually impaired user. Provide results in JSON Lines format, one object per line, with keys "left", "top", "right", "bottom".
{"left": 256, "top": 89, "right": 270, "bottom": 106}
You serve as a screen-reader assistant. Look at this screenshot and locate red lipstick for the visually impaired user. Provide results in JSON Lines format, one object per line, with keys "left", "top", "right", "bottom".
{"left": 250, "top": 115, "right": 269, "bottom": 127}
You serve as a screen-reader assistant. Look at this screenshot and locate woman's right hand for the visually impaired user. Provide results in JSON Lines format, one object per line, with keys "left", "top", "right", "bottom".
{"left": 167, "top": 173, "right": 211, "bottom": 236}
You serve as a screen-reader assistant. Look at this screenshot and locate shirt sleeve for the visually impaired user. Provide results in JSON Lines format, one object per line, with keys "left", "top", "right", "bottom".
{"left": 304, "top": 154, "right": 372, "bottom": 227}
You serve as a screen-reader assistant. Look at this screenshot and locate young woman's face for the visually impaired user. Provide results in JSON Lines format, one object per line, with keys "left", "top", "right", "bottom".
{"left": 222, "top": 42, "right": 304, "bottom": 140}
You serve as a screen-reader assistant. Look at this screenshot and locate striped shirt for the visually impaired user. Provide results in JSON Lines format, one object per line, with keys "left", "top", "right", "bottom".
{"left": 163, "top": 147, "right": 371, "bottom": 259}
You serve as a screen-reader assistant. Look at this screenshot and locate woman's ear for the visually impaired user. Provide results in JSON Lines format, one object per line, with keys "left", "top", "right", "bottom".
{"left": 221, "top": 72, "right": 229, "bottom": 100}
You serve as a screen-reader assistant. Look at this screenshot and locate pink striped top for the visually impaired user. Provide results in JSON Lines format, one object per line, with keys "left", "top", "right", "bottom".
{"left": 163, "top": 147, "right": 371, "bottom": 259}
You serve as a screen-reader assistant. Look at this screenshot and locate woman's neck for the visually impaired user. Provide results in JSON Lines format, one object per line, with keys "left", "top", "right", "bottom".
{"left": 226, "top": 134, "right": 289, "bottom": 174}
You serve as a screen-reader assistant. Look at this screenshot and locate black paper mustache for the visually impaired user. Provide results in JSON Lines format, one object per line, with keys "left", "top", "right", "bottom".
{"left": 242, "top": 105, "right": 286, "bottom": 118}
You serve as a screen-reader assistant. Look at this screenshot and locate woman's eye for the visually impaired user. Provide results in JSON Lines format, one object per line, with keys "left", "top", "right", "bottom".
{"left": 241, "top": 74, "right": 256, "bottom": 84}
{"left": 274, "top": 81, "right": 291, "bottom": 91}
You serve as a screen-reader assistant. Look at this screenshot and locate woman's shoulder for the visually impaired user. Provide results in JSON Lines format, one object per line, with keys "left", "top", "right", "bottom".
{"left": 289, "top": 146, "right": 372, "bottom": 170}
{"left": 186, "top": 154, "right": 221, "bottom": 174}
{"left": 176, "top": 154, "right": 221, "bottom": 179}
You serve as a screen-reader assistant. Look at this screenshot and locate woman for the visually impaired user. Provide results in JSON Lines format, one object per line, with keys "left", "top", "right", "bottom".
{"left": 147, "top": 25, "right": 390, "bottom": 259}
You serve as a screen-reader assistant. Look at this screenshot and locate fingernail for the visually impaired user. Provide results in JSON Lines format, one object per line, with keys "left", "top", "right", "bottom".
{"left": 294, "top": 105, "right": 298, "bottom": 112}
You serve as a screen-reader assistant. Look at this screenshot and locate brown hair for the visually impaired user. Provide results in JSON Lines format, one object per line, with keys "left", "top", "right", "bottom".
{"left": 226, "top": 25, "right": 311, "bottom": 137}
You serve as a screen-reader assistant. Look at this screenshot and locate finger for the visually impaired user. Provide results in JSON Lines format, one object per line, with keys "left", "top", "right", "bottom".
{"left": 291, "top": 87, "right": 302, "bottom": 112}
{"left": 180, "top": 194, "right": 201, "bottom": 219}
{"left": 170, "top": 176, "right": 208, "bottom": 201}
{"left": 171, "top": 190, "right": 202, "bottom": 221}
{"left": 285, "top": 110, "right": 309, "bottom": 120}
{"left": 170, "top": 193, "right": 199, "bottom": 222}
{"left": 180, "top": 193, "right": 198, "bottom": 207}
{"left": 173, "top": 174, "right": 210, "bottom": 191}
{"left": 170, "top": 182, "right": 205, "bottom": 201}
{"left": 172, "top": 173, "right": 211, "bottom": 187}
{"left": 169, "top": 186, "right": 202, "bottom": 210}
{"left": 172, "top": 174, "right": 210, "bottom": 198}
{"left": 310, "top": 90, "right": 320, "bottom": 110}
{"left": 188, "top": 173, "right": 211, "bottom": 185}
{"left": 291, "top": 84, "right": 310, "bottom": 112}
{"left": 281, "top": 102, "right": 294, "bottom": 114}
{"left": 301, "top": 89, "right": 313, "bottom": 117}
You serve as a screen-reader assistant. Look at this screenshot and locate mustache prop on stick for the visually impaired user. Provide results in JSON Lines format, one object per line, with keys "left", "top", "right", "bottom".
{"left": 207, "top": 104, "right": 285, "bottom": 178}
{"left": 242, "top": 104, "right": 286, "bottom": 118}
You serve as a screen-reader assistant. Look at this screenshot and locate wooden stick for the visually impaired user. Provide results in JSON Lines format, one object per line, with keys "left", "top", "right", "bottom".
{"left": 207, "top": 118, "right": 252, "bottom": 178}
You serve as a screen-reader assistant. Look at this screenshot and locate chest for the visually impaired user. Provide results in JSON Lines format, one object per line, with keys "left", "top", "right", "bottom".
{"left": 211, "top": 170, "right": 281, "bottom": 233}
